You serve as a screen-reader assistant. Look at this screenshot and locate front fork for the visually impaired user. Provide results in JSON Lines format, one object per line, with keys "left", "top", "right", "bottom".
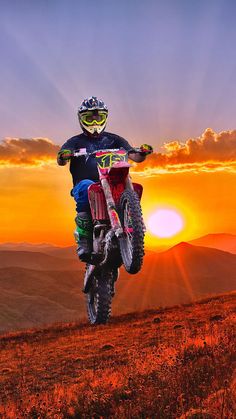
{"left": 125, "top": 175, "right": 134, "bottom": 191}
{"left": 100, "top": 177, "right": 124, "bottom": 238}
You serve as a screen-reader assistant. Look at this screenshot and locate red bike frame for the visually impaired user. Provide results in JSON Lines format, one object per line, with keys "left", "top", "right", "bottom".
{"left": 87, "top": 149, "right": 143, "bottom": 236}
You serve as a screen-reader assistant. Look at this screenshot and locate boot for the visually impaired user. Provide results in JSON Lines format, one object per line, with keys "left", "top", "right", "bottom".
{"left": 74, "top": 212, "right": 93, "bottom": 262}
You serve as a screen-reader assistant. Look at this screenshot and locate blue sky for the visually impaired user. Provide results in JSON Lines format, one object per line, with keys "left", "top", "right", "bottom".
{"left": 0, "top": 0, "right": 236, "bottom": 148}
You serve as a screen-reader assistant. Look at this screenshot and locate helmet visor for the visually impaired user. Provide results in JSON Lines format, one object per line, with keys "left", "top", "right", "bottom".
{"left": 80, "top": 110, "right": 107, "bottom": 126}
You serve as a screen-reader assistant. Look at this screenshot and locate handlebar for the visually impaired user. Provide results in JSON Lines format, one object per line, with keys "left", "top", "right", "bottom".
{"left": 71, "top": 147, "right": 141, "bottom": 158}
{"left": 59, "top": 146, "right": 152, "bottom": 161}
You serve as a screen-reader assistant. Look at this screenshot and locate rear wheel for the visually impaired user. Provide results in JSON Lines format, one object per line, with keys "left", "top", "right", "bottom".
{"left": 119, "top": 189, "right": 145, "bottom": 274}
{"left": 86, "top": 269, "right": 113, "bottom": 324}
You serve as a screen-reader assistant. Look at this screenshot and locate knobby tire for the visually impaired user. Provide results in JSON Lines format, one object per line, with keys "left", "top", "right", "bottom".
{"left": 86, "top": 269, "right": 112, "bottom": 325}
{"left": 119, "top": 189, "right": 145, "bottom": 274}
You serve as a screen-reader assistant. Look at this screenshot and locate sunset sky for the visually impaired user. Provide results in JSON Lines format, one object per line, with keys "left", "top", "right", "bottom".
{"left": 0, "top": 1, "right": 236, "bottom": 247}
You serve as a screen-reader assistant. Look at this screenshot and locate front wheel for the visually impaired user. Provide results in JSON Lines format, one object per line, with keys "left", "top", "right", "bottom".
{"left": 119, "top": 189, "right": 145, "bottom": 274}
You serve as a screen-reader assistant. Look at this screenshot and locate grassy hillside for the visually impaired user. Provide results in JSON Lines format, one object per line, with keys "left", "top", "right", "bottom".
{"left": 0, "top": 292, "right": 235, "bottom": 418}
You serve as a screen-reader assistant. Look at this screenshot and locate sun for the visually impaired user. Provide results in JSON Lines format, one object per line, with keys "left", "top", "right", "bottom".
{"left": 147, "top": 208, "right": 184, "bottom": 238}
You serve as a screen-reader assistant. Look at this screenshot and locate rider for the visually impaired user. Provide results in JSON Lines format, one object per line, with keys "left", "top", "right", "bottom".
{"left": 57, "top": 96, "right": 153, "bottom": 262}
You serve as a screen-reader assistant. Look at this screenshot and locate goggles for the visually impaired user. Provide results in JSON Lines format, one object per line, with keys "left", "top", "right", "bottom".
{"left": 80, "top": 110, "right": 107, "bottom": 126}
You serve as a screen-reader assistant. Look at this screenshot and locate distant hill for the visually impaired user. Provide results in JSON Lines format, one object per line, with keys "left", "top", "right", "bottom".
{"left": 0, "top": 243, "right": 235, "bottom": 331}
{"left": 0, "top": 242, "right": 76, "bottom": 259}
{"left": 0, "top": 267, "right": 85, "bottom": 331}
{"left": 40, "top": 245, "right": 76, "bottom": 259}
{"left": 0, "top": 242, "right": 59, "bottom": 250}
{"left": 189, "top": 233, "right": 236, "bottom": 254}
{"left": 115, "top": 242, "right": 236, "bottom": 311}
{"left": 0, "top": 250, "right": 80, "bottom": 270}
{"left": 1, "top": 233, "right": 236, "bottom": 258}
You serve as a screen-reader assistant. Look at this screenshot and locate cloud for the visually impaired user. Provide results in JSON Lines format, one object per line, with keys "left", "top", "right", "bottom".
{"left": 132, "top": 128, "right": 236, "bottom": 174}
{"left": 1, "top": 128, "right": 236, "bottom": 173}
{"left": 0, "top": 137, "right": 60, "bottom": 166}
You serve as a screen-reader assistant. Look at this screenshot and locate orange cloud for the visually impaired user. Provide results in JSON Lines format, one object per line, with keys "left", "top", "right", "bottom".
{"left": 0, "top": 137, "right": 59, "bottom": 166}
{"left": 1, "top": 128, "right": 236, "bottom": 173}
{"left": 132, "top": 128, "right": 236, "bottom": 174}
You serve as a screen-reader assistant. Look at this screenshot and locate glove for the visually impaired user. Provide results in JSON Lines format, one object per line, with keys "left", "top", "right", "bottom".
{"left": 139, "top": 144, "right": 153, "bottom": 155}
{"left": 58, "top": 149, "right": 72, "bottom": 161}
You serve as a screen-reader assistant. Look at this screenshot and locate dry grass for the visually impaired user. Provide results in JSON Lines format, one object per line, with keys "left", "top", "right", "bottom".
{"left": 0, "top": 292, "right": 235, "bottom": 418}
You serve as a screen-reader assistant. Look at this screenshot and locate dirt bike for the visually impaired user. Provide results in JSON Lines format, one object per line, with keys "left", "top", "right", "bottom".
{"left": 71, "top": 147, "right": 148, "bottom": 325}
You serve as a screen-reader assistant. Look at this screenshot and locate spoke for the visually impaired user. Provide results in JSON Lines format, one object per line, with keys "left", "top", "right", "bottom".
{"left": 90, "top": 279, "right": 99, "bottom": 317}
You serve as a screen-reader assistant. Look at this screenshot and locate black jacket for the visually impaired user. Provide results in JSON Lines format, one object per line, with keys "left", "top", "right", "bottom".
{"left": 58, "top": 131, "right": 132, "bottom": 186}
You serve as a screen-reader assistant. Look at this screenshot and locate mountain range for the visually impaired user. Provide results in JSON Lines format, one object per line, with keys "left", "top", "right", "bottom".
{"left": 0, "top": 234, "right": 235, "bottom": 331}
{"left": 1, "top": 232, "right": 236, "bottom": 255}
{"left": 189, "top": 233, "right": 236, "bottom": 254}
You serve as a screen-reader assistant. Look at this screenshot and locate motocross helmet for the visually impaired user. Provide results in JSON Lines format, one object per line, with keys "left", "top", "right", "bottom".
{"left": 78, "top": 96, "right": 108, "bottom": 137}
